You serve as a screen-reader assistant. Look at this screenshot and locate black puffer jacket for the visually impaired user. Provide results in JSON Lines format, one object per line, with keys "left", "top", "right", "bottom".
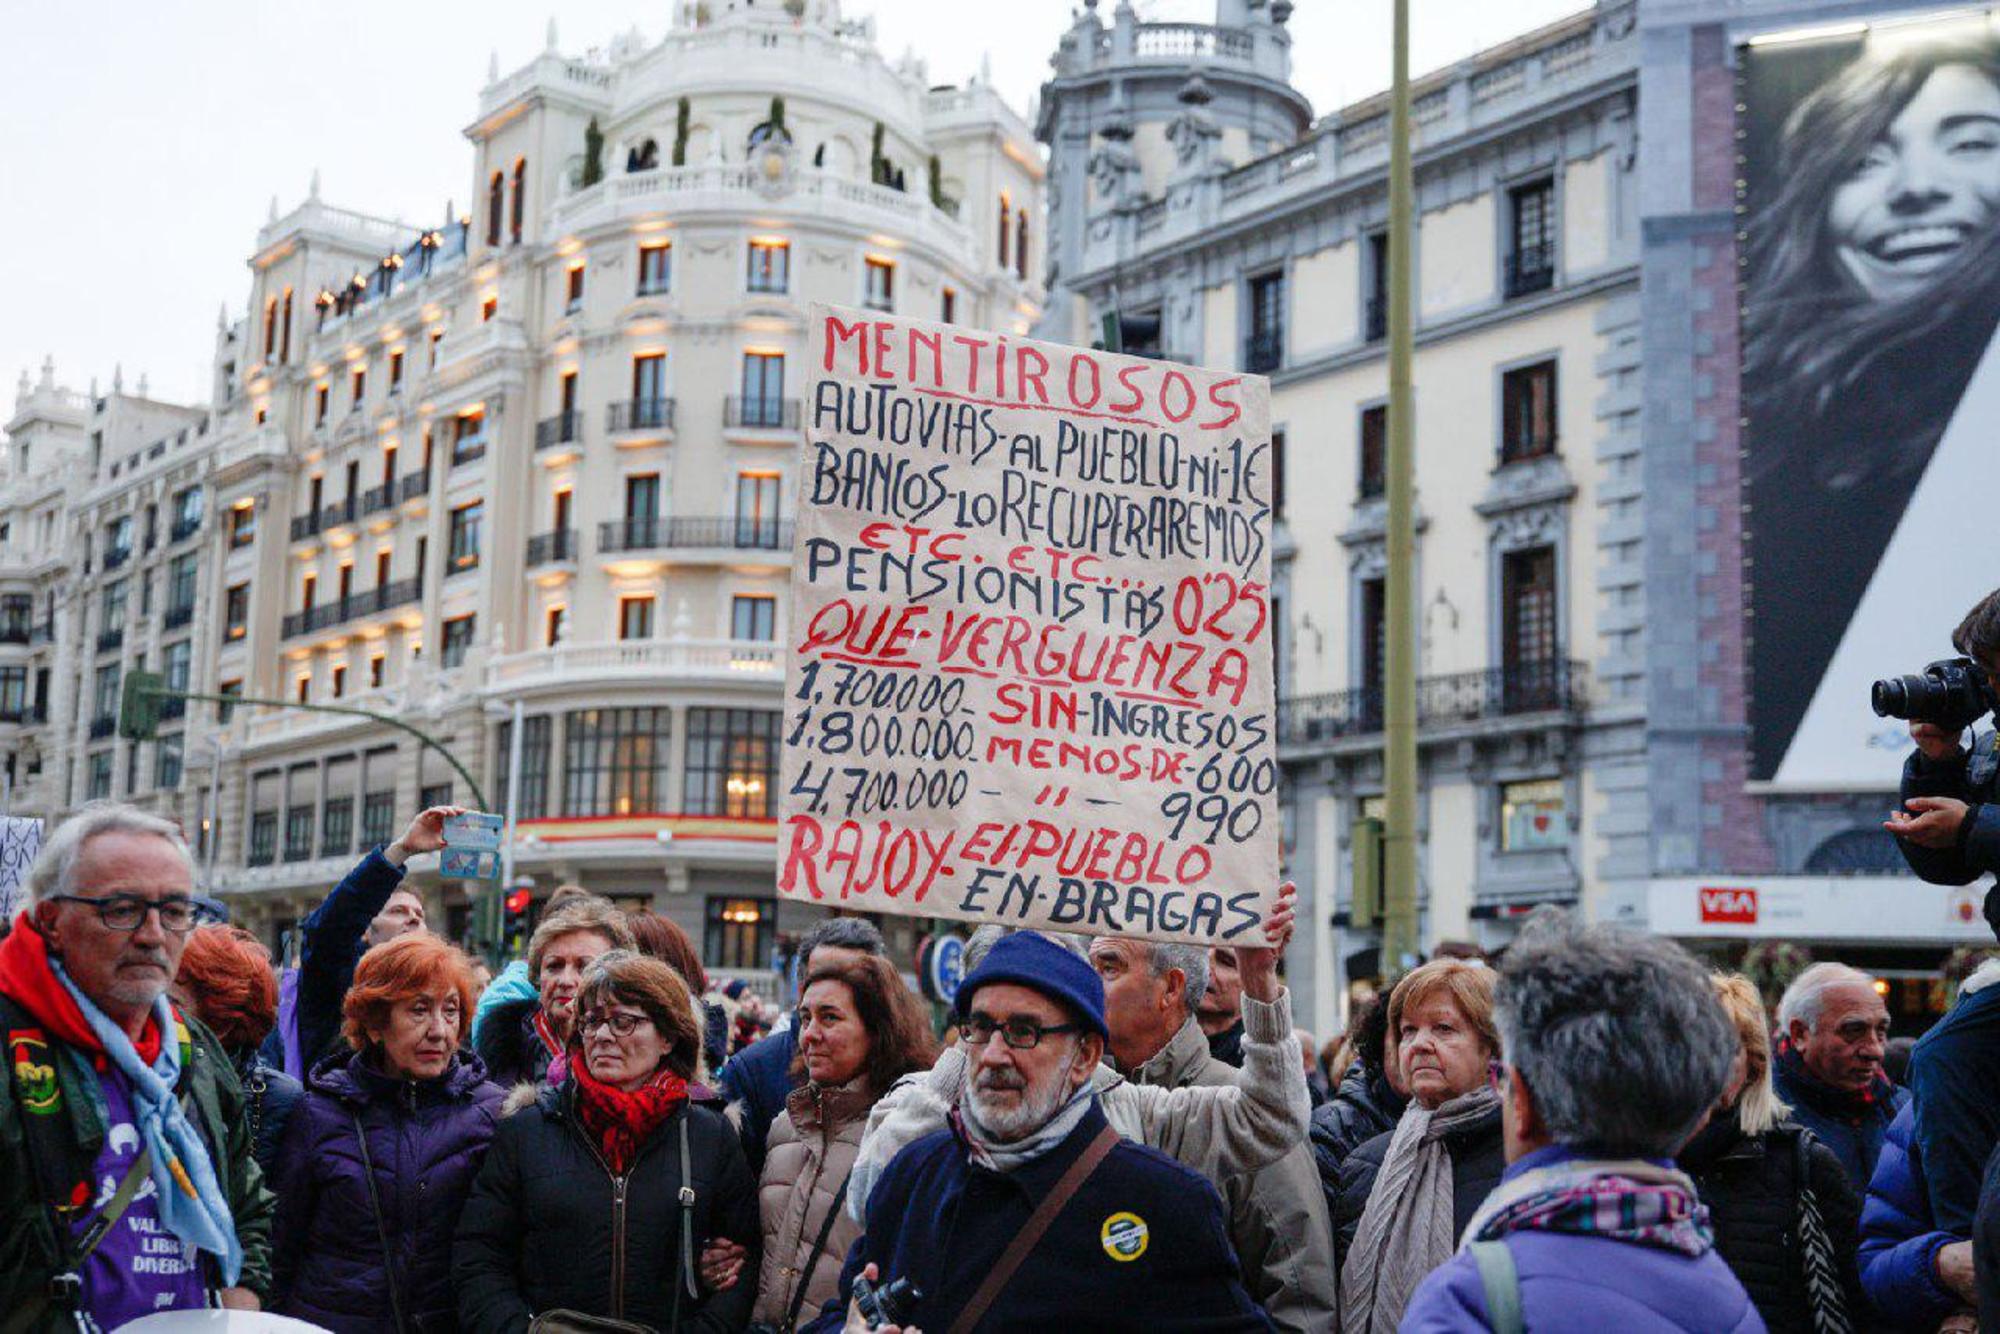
{"left": 1310, "top": 1061, "right": 1406, "bottom": 1223}
{"left": 1331, "top": 1101, "right": 1505, "bottom": 1273}
{"left": 453, "top": 1082, "right": 760, "bottom": 1333}
{"left": 471, "top": 998, "right": 555, "bottom": 1091}
{"left": 231, "top": 1046, "right": 306, "bottom": 1180}
{"left": 1678, "top": 1114, "right": 1866, "bottom": 1334}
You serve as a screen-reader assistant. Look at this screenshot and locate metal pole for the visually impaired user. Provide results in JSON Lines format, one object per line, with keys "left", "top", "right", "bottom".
{"left": 1381, "top": 0, "right": 1421, "bottom": 974}
{"left": 205, "top": 738, "right": 223, "bottom": 885}
{"left": 500, "top": 698, "right": 524, "bottom": 955}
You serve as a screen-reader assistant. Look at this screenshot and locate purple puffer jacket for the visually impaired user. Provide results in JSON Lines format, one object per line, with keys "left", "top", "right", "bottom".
{"left": 1401, "top": 1147, "right": 1767, "bottom": 1334}
{"left": 272, "top": 1046, "right": 506, "bottom": 1332}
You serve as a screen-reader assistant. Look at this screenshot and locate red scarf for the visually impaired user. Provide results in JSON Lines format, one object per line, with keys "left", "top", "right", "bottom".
{"left": 0, "top": 912, "right": 164, "bottom": 1064}
{"left": 532, "top": 1007, "right": 570, "bottom": 1085}
{"left": 571, "top": 1057, "right": 688, "bottom": 1175}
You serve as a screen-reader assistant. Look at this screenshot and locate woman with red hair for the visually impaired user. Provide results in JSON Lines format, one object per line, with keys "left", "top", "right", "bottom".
{"left": 174, "top": 925, "right": 305, "bottom": 1178}
{"left": 272, "top": 932, "right": 505, "bottom": 1332}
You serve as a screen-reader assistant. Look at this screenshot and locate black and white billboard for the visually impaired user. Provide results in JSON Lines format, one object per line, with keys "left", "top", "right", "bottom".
{"left": 1742, "top": 11, "right": 2000, "bottom": 786}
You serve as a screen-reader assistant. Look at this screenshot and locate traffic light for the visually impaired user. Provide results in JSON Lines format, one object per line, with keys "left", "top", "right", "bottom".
{"left": 503, "top": 886, "right": 532, "bottom": 955}
{"left": 119, "top": 670, "right": 165, "bottom": 742}
{"left": 1350, "top": 817, "right": 1385, "bottom": 928}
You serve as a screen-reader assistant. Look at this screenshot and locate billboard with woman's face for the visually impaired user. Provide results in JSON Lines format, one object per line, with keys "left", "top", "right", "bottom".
{"left": 1741, "top": 12, "right": 2000, "bottom": 787}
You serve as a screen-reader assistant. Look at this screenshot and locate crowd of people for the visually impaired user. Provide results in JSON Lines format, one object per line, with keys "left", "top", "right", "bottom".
{"left": 7, "top": 796, "right": 2000, "bottom": 1331}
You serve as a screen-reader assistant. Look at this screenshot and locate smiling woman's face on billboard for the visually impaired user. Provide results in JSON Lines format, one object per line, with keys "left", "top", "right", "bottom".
{"left": 1828, "top": 62, "right": 2000, "bottom": 302}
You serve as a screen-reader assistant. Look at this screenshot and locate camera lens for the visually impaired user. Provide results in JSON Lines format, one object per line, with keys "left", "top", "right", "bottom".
{"left": 1871, "top": 677, "right": 1914, "bottom": 718}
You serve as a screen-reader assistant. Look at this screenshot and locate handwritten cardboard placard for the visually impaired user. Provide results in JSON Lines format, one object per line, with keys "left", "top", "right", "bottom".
{"left": 778, "top": 303, "right": 1277, "bottom": 945}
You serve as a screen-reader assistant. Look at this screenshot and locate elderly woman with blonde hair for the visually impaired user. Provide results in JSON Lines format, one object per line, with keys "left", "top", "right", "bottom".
{"left": 1333, "top": 957, "right": 1505, "bottom": 1333}
{"left": 1678, "top": 973, "right": 1865, "bottom": 1332}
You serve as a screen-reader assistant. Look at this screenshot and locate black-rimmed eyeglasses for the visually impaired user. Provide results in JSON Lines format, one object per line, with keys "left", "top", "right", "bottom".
{"left": 46, "top": 894, "right": 222, "bottom": 933}
{"left": 961, "top": 1015, "right": 1083, "bottom": 1050}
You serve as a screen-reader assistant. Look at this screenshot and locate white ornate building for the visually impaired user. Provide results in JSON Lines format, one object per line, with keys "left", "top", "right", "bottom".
{"left": 3, "top": 0, "right": 1043, "bottom": 974}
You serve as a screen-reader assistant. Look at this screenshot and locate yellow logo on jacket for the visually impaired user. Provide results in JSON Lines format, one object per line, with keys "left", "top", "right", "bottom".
{"left": 1100, "top": 1211, "right": 1149, "bottom": 1262}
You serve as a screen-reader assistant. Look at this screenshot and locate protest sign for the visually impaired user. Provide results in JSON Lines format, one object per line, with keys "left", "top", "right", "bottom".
{"left": 778, "top": 304, "right": 1278, "bottom": 945}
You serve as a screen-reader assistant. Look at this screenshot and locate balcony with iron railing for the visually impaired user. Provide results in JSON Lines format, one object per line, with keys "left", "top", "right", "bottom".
{"left": 398, "top": 468, "right": 432, "bottom": 503}
{"left": 290, "top": 512, "right": 320, "bottom": 542}
{"left": 159, "top": 697, "right": 186, "bottom": 722}
{"left": 1504, "top": 244, "right": 1556, "bottom": 300}
{"left": 451, "top": 435, "right": 489, "bottom": 467}
{"left": 526, "top": 529, "right": 581, "bottom": 567}
{"left": 535, "top": 411, "right": 582, "bottom": 451}
{"left": 0, "top": 622, "right": 30, "bottom": 647}
{"left": 280, "top": 575, "right": 423, "bottom": 640}
{"left": 598, "top": 516, "right": 793, "bottom": 555}
{"left": 169, "top": 515, "right": 201, "bottom": 543}
{"left": 97, "top": 628, "right": 123, "bottom": 655}
{"left": 1276, "top": 659, "right": 1589, "bottom": 750}
{"left": 163, "top": 604, "right": 195, "bottom": 630}
{"left": 320, "top": 496, "right": 358, "bottom": 532}
{"left": 360, "top": 482, "right": 396, "bottom": 516}
{"left": 0, "top": 703, "right": 47, "bottom": 725}
{"left": 724, "top": 397, "right": 800, "bottom": 431}
{"left": 103, "top": 545, "right": 130, "bottom": 571}
{"left": 606, "top": 398, "right": 676, "bottom": 435}
{"left": 89, "top": 716, "right": 116, "bottom": 740}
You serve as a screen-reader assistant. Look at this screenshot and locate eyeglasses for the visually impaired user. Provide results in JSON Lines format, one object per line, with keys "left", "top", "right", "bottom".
{"left": 961, "top": 1015, "right": 1083, "bottom": 1051}
{"left": 581, "top": 1010, "right": 652, "bottom": 1038}
{"left": 1487, "top": 1060, "right": 1509, "bottom": 1095}
{"left": 47, "top": 894, "right": 221, "bottom": 934}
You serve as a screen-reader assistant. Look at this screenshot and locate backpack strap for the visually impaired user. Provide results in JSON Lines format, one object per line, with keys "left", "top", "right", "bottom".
{"left": 947, "top": 1123, "right": 1120, "bottom": 1334}
{"left": 1470, "top": 1240, "right": 1525, "bottom": 1334}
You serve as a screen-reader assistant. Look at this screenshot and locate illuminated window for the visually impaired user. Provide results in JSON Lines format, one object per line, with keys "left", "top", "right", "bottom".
{"left": 747, "top": 239, "right": 789, "bottom": 294}
{"left": 566, "top": 263, "right": 585, "bottom": 312}
{"left": 637, "top": 242, "right": 672, "bottom": 295}
{"left": 224, "top": 584, "right": 250, "bottom": 642}
{"left": 683, "top": 707, "right": 779, "bottom": 818}
{"left": 705, "top": 896, "right": 774, "bottom": 969}
{"left": 864, "top": 257, "right": 894, "bottom": 312}
{"left": 448, "top": 501, "right": 483, "bottom": 572}
{"left": 1500, "top": 779, "right": 1567, "bottom": 852}
{"left": 480, "top": 295, "right": 498, "bottom": 323}
{"left": 563, "top": 707, "right": 671, "bottom": 816}
{"left": 495, "top": 714, "right": 553, "bottom": 820}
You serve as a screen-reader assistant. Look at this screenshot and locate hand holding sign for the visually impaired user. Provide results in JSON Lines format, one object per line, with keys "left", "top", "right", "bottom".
{"left": 1237, "top": 881, "right": 1296, "bottom": 1005}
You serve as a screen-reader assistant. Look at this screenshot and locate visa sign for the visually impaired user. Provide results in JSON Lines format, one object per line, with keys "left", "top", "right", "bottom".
{"left": 1699, "top": 887, "right": 1759, "bottom": 925}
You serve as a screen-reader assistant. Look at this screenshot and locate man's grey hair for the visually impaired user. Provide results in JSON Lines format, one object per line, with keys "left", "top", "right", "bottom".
{"left": 1496, "top": 909, "right": 1736, "bottom": 1158}
{"left": 797, "top": 915, "right": 887, "bottom": 969}
{"left": 1145, "top": 940, "right": 1209, "bottom": 1016}
{"left": 1776, "top": 962, "right": 1876, "bottom": 1035}
{"left": 28, "top": 802, "right": 195, "bottom": 905}
{"left": 965, "top": 925, "right": 1088, "bottom": 972}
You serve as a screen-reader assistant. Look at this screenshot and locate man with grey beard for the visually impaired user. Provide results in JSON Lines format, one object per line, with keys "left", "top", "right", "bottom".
{"left": 811, "top": 931, "right": 1273, "bottom": 1333}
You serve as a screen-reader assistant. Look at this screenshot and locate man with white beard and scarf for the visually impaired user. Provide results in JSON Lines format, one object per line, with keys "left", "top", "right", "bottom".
{"left": 808, "top": 930, "right": 1273, "bottom": 1333}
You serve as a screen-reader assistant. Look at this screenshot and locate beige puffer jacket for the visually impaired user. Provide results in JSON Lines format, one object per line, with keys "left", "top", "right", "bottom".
{"left": 752, "top": 1077, "right": 875, "bottom": 1330}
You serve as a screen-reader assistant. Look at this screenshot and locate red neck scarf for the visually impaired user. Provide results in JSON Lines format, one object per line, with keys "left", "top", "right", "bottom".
{"left": 0, "top": 912, "right": 164, "bottom": 1064}
{"left": 570, "top": 1056, "right": 688, "bottom": 1175}
{"left": 532, "top": 1007, "right": 570, "bottom": 1085}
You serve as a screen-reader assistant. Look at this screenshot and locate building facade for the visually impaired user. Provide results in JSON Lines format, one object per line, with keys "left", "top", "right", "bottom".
{"left": 3, "top": 0, "right": 1043, "bottom": 979}
{"left": 1039, "top": 0, "right": 1641, "bottom": 1034}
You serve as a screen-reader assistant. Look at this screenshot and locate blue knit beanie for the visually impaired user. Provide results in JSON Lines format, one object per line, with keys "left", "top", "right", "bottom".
{"left": 955, "top": 933, "right": 1108, "bottom": 1041}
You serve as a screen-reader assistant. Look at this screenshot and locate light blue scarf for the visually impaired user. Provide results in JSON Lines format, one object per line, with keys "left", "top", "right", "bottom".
{"left": 53, "top": 960, "right": 243, "bottom": 1286}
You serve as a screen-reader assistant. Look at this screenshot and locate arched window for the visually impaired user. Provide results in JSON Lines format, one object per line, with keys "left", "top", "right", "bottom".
{"left": 280, "top": 287, "right": 294, "bottom": 363}
{"left": 510, "top": 158, "right": 526, "bottom": 245}
{"left": 262, "top": 297, "right": 277, "bottom": 358}
{"left": 748, "top": 121, "right": 792, "bottom": 153}
{"left": 486, "top": 171, "right": 504, "bottom": 246}
{"left": 1015, "top": 211, "right": 1029, "bottom": 280}
{"left": 998, "top": 194, "right": 1011, "bottom": 269}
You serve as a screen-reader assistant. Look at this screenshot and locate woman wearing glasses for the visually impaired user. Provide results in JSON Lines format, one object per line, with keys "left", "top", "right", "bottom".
{"left": 748, "top": 954, "right": 934, "bottom": 1333}
{"left": 455, "top": 950, "right": 761, "bottom": 1333}
{"left": 270, "top": 933, "right": 505, "bottom": 1332}
{"left": 1334, "top": 957, "right": 1505, "bottom": 1334}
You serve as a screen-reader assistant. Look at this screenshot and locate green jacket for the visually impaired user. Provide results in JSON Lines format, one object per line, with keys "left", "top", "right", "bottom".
{"left": 0, "top": 1006, "right": 276, "bottom": 1328}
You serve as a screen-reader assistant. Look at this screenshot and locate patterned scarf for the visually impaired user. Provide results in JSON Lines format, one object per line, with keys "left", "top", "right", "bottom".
{"left": 1461, "top": 1155, "right": 1713, "bottom": 1258}
{"left": 570, "top": 1058, "right": 688, "bottom": 1175}
{"left": 532, "top": 1007, "right": 570, "bottom": 1085}
{"left": 52, "top": 960, "right": 243, "bottom": 1285}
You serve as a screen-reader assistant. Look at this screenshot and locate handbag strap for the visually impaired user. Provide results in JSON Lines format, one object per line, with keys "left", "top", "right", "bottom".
{"left": 351, "top": 1110, "right": 410, "bottom": 1334}
{"left": 1469, "top": 1241, "right": 1524, "bottom": 1334}
{"left": 668, "top": 1112, "right": 699, "bottom": 1331}
{"left": 946, "top": 1123, "right": 1120, "bottom": 1334}
{"left": 780, "top": 1171, "right": 852, "bottom": 1333}
{"left": 1791, "top": 1129, "right": 1855, "bottom": 1334}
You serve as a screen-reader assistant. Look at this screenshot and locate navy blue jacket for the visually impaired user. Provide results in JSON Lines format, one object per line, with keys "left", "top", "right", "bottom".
{"left": 1771, "top": 1052, "right": 1906, "bottom": 1195}
{"left": 805, "top": 1100, "right": 1271, "bottom": 1333}
{"left": 273, "top": 1047, "right": 506, "bottom": 1332}
{"left": 231, "top": 1048, "right": 306, "bottom": 1181}
{"left": 716, "top": 1025, "right": 797, "bottom": 1174}
{"left": 295, "top": 848, "right": 408, "bottom": 1071}
{"left": 1912, "top": 973, "right": 2000, "bottom": 1234}
{"left": 1859, "top": 1102, "right": 1963, "bottom": 1328}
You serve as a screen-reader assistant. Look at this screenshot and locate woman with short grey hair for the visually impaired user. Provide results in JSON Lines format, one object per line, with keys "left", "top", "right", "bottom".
{"left": 1401, "top": 911, "right": 1764, "bottom": 1333}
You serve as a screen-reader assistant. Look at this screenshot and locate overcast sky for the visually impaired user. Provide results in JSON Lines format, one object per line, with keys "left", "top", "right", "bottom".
{"left": 1, "top": 0, "right": 1584, "bottom": 407}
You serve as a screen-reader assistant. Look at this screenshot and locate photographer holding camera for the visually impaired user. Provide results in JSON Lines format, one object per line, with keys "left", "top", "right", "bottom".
{"left": 1883, "top": 589, "right": 2000, "bottom": 921}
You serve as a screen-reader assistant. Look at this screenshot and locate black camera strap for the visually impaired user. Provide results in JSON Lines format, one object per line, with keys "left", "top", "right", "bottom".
{"left": 780, "top": 1171, "right": 851, "bottom": 1334}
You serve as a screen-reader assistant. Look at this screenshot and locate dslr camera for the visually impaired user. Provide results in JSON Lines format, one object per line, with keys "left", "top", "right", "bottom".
{"left": 852, "top": 1274, "right": 922, "bottom": 1330}
{"left": 1872, "top": 657, "right": 1997, "bottom": 733}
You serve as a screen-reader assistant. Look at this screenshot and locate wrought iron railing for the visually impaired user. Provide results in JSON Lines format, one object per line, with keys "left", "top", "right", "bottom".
{"left": 1276, "top": 659, "right": 1588, "bottom": 746}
